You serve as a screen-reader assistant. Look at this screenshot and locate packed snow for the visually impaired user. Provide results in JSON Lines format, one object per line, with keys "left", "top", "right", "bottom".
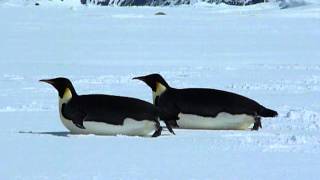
{"left": 0, "top": 1, "right": 320, "bottom": 179}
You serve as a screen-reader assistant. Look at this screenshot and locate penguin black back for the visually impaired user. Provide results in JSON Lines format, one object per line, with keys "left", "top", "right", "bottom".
{"left": 161, "top": 87, "right": 276, "bottom": 118}
{"left": 66, "top": 94, "right": 159, "bottom": 124}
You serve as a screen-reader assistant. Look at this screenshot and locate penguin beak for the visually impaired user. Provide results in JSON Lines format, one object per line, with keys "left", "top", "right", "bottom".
{"left": 39, "top": 79, "right": 54, "bottom": 85}
{"left": 132, "top": 76, "right": 145, "bottom": 82}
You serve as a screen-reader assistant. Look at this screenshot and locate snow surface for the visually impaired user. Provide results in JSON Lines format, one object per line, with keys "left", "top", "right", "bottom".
{"left": 0, "top": 2, "right": 320, "bottom": 180}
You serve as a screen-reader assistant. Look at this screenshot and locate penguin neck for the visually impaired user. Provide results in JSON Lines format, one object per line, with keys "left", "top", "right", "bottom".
{"left": 152, "top": 82, "right": 168, "bottom": 105}
{"left": 59, "top": 88, "right": 76, "bottom": 104}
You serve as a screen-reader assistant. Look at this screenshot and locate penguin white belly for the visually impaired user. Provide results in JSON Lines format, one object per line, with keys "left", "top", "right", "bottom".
{"left": 177, "top": 112, "right": 255, "bottom": 130}
{"left": 83, "top": 119, "right": 157, "bottom": 136}
{"left": 60, "top": 113, "right": 156, "bottom": 136}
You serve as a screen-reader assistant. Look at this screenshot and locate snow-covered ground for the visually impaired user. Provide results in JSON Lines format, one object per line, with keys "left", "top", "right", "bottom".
{"left": 1, "top": 1, "right": 320, "bottom": 179}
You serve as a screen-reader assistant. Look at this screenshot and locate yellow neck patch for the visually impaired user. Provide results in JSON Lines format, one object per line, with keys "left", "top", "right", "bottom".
{"left": 152, "top": 82, "right": 167, "bottom": 104}
{"left": 61, "top": 88, "right": 73, "bottom": 103}
{"left": 155, "top": 82, "right": 167, "bottom": 96}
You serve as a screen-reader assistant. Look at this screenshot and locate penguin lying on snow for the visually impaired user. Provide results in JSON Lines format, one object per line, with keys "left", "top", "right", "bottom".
{"left": 133, "top": 73, "right": 278, "bottom": 131}
{"left": 40, "top": 77, "right": 167, "bottom": 137}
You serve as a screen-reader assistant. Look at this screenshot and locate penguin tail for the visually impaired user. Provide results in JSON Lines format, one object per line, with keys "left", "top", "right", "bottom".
{"left": 258, "top": 107, "right": 278, "bottom": 118}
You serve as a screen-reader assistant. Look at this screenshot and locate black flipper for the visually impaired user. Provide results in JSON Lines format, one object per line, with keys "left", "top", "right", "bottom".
{"left": 252, "top": 116, "right": 262, "bottom": 131}
{"left": 62, "top": 103, "right": 86, "bottom": 129}
{"left": 74, "top": 123, "right": 85, "bottom": 129}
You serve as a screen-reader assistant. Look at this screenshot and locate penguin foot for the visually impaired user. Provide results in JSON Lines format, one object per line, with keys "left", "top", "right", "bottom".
{"left": 252, "top": 117, "right": 262, "bottom": 131}
{"left": 152, "top": 126, "right": 162, "bottom": 137}
{"left": 164, "top": 121, "right": 176, "bottom": 135}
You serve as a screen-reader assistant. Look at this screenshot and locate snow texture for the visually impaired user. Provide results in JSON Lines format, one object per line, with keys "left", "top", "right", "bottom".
{"left": 2, "top": 0, "right": 318, "bottom": 7}
{"left": 0, "top": 2, "right": 320, "bottom": 180}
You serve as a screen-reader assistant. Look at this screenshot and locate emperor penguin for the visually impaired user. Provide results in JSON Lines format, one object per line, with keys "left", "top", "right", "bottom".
{"left": 40, "top": 77, "right": 164, "bottom": 137}
{"left": 133, "top": 73, "right": 278, "bottom": 131}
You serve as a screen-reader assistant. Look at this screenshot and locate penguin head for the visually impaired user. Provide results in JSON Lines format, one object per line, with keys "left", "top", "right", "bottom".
{"left": 133, "top": 73, "right": 169, "bottom": 94}
{"left": 40, "top": 77, "right": 77, "bottom": 99}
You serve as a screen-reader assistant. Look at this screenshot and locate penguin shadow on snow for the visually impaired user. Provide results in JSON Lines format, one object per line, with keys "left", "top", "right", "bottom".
{"left": 18, "top": 131, "right": 71, "bottom": 137}
{"left": 18, "top": 130, "right": 174, "bottom": 137}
